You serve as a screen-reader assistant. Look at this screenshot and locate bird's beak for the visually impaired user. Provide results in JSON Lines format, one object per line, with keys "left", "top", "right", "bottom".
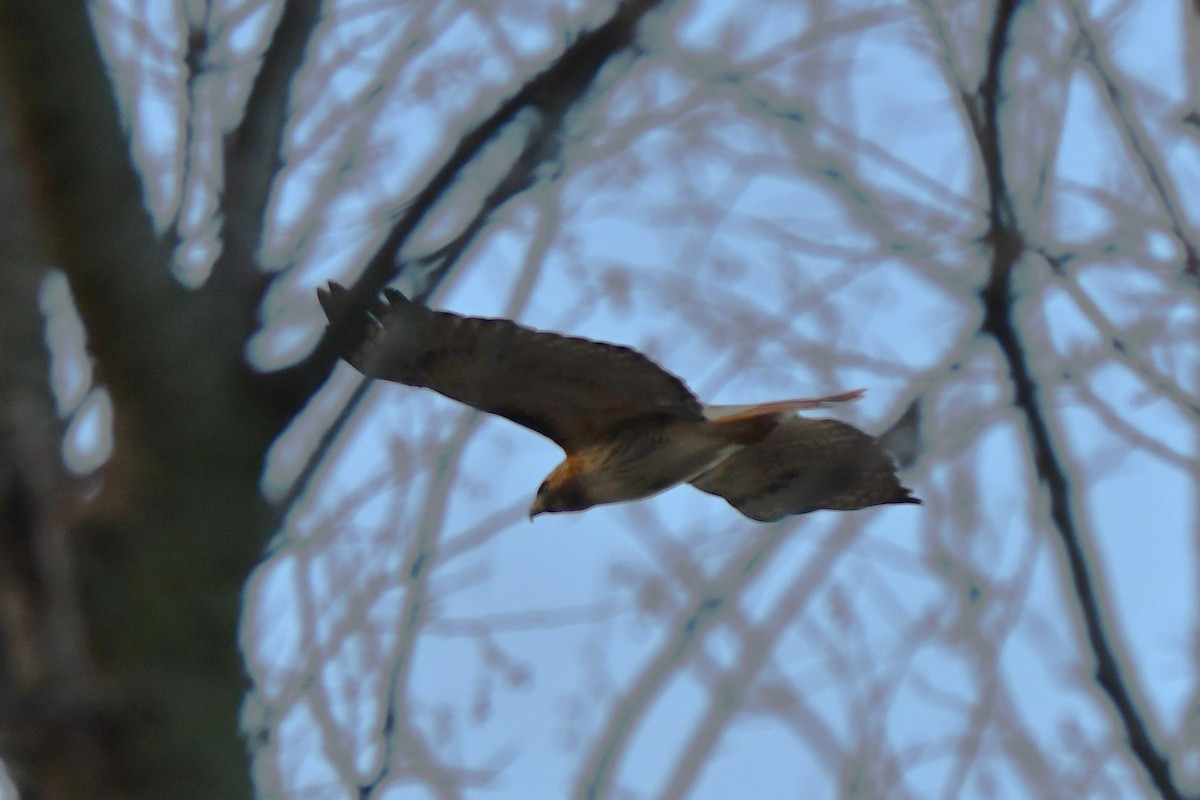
{"left": 528, "top": 500, "right": 544, "bottom": 521}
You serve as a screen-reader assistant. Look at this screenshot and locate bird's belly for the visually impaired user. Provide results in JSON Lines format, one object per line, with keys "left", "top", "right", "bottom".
{"left": 581, "top": 425, "right": 742, "bottom": 505}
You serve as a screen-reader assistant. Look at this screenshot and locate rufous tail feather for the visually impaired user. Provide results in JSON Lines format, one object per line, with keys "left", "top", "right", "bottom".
{"left": 703, "top": 389, "right": 865, "bottom": 423}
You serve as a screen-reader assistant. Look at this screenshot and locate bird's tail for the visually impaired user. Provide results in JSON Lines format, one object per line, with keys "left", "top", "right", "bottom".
{"left": 702, "top": 389, "right": 865, "bottom": 423}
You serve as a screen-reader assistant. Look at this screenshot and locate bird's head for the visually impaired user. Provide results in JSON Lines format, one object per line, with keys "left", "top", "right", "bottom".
{"left": 529, "top": 468, "right": 591, "bottom": 520}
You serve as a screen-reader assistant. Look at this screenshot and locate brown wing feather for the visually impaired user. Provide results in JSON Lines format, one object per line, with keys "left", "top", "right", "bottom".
{"left": 689, "top": 417, "right": 920, "bottom": 521}
{"left": 317, "top": 282, "right": 703, "bottom": 449}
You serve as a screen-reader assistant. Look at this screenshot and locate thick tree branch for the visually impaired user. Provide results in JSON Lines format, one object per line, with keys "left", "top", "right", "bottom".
{"left": 0, "top": 2, "right": 321, "bottom": 797}
{"left": 216, "top": 0, "right": 322, "bottom": 346}
{"left": 275, "top": 0, "right": 672, "bottom": 412}
{"left": 973, "top": 4, "right": 1189, "bottom": 799}
{"left": 0, "top": 39, "right": 97, "bottom": 794}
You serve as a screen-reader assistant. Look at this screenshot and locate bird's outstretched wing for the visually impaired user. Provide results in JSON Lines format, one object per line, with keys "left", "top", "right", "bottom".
{"left": 317, "top": 282, "right": 703, "bottom": 450}
{"left": 689, "top": 417, "right": 920, "bottom": 521}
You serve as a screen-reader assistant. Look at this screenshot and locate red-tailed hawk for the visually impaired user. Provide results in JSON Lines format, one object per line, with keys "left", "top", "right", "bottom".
{"left": 317, "top": 282, "right": 920, "bottom": 521}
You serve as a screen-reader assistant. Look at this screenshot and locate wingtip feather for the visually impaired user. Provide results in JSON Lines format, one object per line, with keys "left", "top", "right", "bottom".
{"left": 317, "top": 281, "right": 350, "bottom": 321}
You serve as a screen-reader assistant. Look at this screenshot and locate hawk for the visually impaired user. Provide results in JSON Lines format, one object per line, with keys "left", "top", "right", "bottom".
{"left": 317, "top": 282, "right": 920, "bottom": 522}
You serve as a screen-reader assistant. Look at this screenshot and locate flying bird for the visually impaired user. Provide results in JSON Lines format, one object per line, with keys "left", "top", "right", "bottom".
{"left": 317, "top": 282, "right": 920, "bottom": 522}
